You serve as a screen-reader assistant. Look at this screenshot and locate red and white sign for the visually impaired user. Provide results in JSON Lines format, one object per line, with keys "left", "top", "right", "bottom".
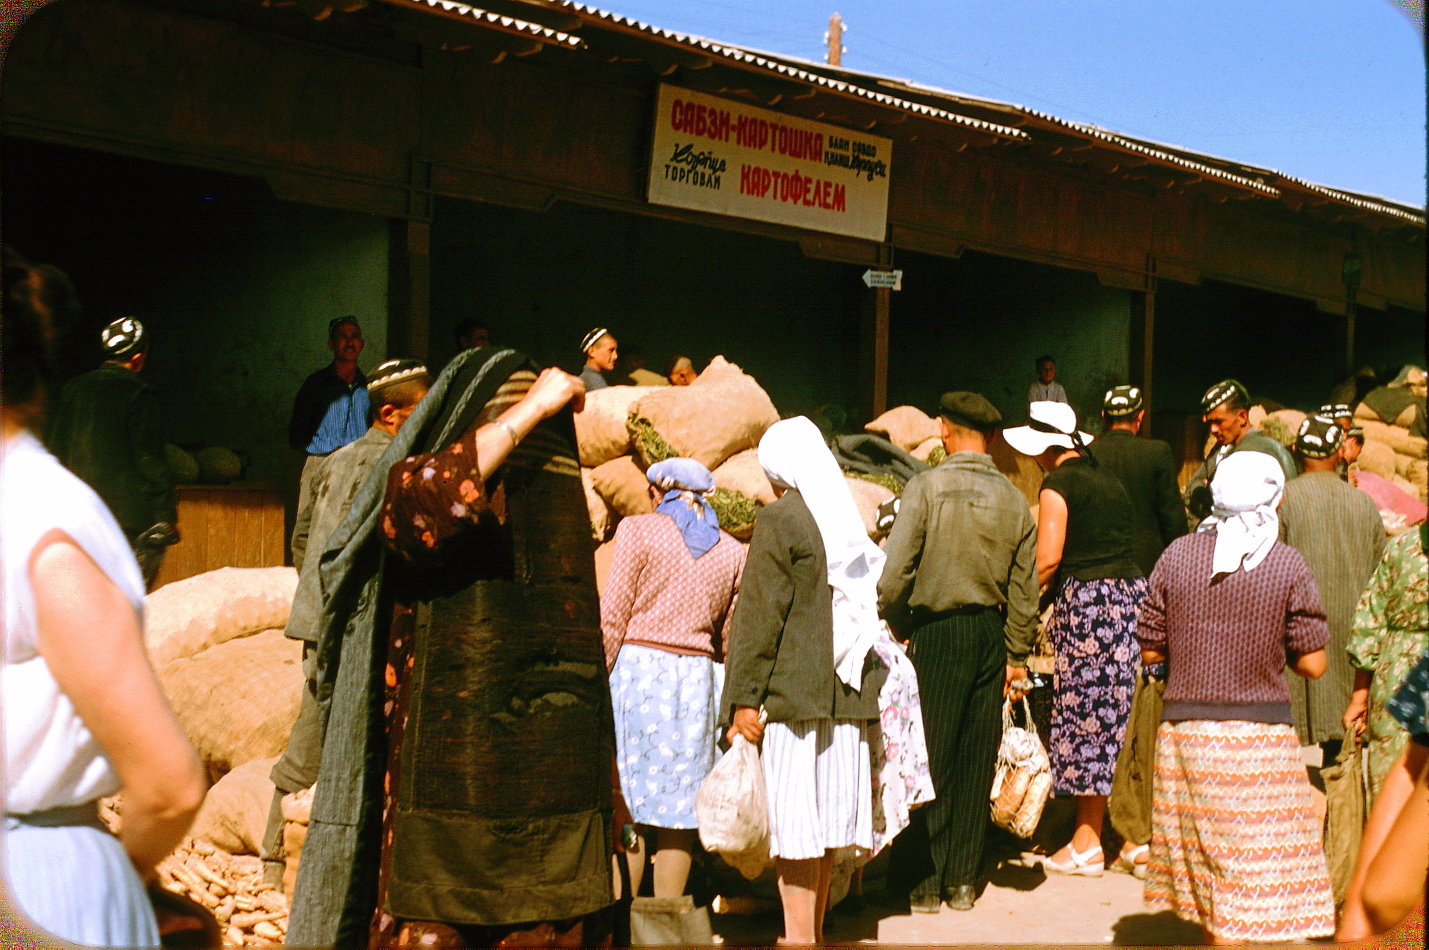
{"left": 647, "top": 84, "right": 892, "bottom": 242}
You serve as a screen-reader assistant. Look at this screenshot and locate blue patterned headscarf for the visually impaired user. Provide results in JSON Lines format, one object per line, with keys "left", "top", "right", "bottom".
{"left": 647, "top": 458, "right": 720, "bottom": 559}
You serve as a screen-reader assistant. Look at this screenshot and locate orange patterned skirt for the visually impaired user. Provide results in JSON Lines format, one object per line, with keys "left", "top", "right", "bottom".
{"left": 1145, "top": 720, "right": 1335, "bottom": 943}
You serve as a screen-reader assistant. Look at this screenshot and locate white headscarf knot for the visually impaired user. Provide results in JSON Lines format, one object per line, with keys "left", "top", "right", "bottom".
{"left": 1197, "top": 450, "right": 1285, "bottom": 577}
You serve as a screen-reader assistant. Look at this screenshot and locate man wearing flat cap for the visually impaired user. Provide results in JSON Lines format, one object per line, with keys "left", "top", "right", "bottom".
{"left": 878, "top": 391, "right": 1039, "bottom": 913}
{"left": 1088, "top": 385, "right": 1187, "bottom": 876}
{"left": 1279, "top": 415, "right": 1383, "bottom": 804}
{"left": 262, "top": 357, "right": 433, "bottom": 887}
{"left": 1182, "top": 378, "right": 1296, "bottom": 524}
{"left": 579, "top": 327, "right": 617, "bottom": 392}
{"left": 49, "top": 316, "right": 177, "bottom": 587}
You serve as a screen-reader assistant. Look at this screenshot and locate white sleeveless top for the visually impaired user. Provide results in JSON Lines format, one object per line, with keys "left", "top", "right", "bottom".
{"left": 2, "top": 430, "right": 145, "bottom": 815}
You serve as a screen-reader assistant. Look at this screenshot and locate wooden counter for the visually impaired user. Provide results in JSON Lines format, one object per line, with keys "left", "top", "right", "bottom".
{"left": 153, "top": 482, "right": 286, "bottom": 589}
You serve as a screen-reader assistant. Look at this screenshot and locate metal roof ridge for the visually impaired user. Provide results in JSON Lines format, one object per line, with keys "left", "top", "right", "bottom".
{"left": 550, "top": 2, "right": 1027, "bottom": 140}
{"left": 388, "top": 0, "right": 584, "bottom": 46}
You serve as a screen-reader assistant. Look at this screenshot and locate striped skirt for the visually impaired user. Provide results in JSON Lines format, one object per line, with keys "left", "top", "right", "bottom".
{"left": 1145, "top": 721, "right": 1335, "bottom": 942}
{"left": 761, "top": 718, "right": 873, "bottom": 861}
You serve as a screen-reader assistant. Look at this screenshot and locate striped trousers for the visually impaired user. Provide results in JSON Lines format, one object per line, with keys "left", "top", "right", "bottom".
{"left": 887, "top": 608, "right": 1003, "bottom": 894}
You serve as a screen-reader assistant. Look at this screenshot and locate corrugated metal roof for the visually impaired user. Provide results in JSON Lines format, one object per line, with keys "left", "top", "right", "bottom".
{"left": 383, "top": 0, "right": 585, "bottom": 48}
{"left": 388, "top": 0, "right": 1423, "bottom": 226}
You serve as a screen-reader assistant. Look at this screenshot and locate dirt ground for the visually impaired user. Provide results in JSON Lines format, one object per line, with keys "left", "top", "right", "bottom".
{"left": 708, "top": 850, "right": 1203, "bottom": 947}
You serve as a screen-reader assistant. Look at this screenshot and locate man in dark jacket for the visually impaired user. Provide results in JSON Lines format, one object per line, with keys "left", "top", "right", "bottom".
{"left": 1089, "top": 384, "right": 1186, "bottom": 878}
{"left": 48, "top": 316, "right": 177, "bottom": 587}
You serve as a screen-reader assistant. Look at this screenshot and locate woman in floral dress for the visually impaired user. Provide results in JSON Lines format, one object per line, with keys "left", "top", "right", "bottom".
{"left": 601, "top": 457, "right": 746, "bottom": 900}
{"left": 1343, "top": 523, "right": 1429, "bottom": 802}
{"left": 1004, "top": 401, "right": 1145, "bottom": 876}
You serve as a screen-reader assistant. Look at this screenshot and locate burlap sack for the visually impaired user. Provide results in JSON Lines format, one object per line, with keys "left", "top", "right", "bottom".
{"left": 1361, "top": 419, "right": 1427, "bottom": 458}
{"left": 573, "top": 385, "right": 661, "bottom": 467}
{"left": 909, "top": 437, "right": 943, "bottom": 462}
{"left": 1357, "top": 440, "right": 1399, "bottom": 480}
{"left": 864, "top": 406, "right": 940, "bottom": 453}
{"left": 146, "top": 567, "right": 299, "bottom": 666}
{"left": 713, "top": 448, "right": 777, "bottom": 505}
{"left": 158, "top": 630, "right": 303, "bottom": 783}
{"left": 593, "top": 539, "right": 616, "bottom": 598}
{"left": 581, "top": 466, "right": 615, "bottom": 543}
{"left": 190, "top": 756, "right": 281, "bottom": 856}
{"left": 989, "top": 435, "right": 1045, "bottom": 507}
{"left": 1354, "top": 401, "right": 1382, "bottom": 424}
{"left": 845, "top": 477, "right": 895, "bottom": 539}
{"left": 1402, "top": 460, "right": 1427, "bottom": 499}
{"left": 1391, "top": 473, "right": 1420, "bottom": 498}
{"left": 1267, "top": 409, "right": 1307, "bottom": 437}
{"left": 627, "top": 356, "right": 779, "bottom": 471}
{"left": 590, "top": 456, "right": 655, "bottom": 517}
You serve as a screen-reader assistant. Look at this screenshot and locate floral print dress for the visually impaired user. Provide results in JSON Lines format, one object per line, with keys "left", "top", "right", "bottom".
{"left": 1346, "top": 526, "right": 1429, "bottom": 799}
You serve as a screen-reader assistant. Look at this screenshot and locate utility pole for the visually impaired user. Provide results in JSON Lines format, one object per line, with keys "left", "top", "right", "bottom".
{"left": 826, "top": 12, "right": 843, "bottom": 66}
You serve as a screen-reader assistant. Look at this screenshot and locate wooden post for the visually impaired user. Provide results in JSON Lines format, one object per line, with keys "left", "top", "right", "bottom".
{"left": 859, "top": 271, "right": 890, "bottom": 423}
{"left": 1129, "top": 270, "right": 1155, "bottom": 437}
{"left": 1345, "top": 287, "right": 1357, "bottom": 376}
{"left": 387, "top": 218, "right": 431, "bottom": 360}
{"left": 826, "top": 13, "right": 843, "bottom": 66}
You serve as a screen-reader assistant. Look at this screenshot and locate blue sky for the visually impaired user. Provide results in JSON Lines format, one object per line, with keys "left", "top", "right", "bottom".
{"left": 599, "top": 0, "right": 1427, "bottom": 207}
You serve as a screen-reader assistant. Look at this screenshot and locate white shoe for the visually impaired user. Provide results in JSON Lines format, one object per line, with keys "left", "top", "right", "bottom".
{"left": 1042, "top": 843, "right": 1104, "bottom": 877}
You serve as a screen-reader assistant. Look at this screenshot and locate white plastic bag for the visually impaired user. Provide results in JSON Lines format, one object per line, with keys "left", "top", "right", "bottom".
{"left": 695, "top": 734, "right": 771, "bottom": 879}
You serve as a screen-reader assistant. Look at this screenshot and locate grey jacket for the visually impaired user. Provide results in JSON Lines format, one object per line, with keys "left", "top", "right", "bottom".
{"left": 877, "top": 452, "right": 1040, "bottom": 664}
{"left": 285, "top": 426, "right": 393, "bottom": 643}
{"left": 720, "top": 490, "right": 885, "bottom": 726}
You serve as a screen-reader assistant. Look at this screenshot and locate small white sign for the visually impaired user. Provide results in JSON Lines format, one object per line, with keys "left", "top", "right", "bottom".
{"left": 862, "top": 269, "right": 903, "bottom": 290}
{"left": 648, "top": 85, "right": 892, "bottom": 242}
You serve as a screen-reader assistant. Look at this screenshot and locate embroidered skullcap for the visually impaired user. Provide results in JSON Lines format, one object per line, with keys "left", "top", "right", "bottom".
{"left": 1347, "top": 426, "right": 1365, "bottom": 442}
{"left": 580, "top": 327, "right": 610, "bottom": 353}
{"left": 1295, "top": 414, "right": 1344, "bottom": 459}
{"left": 367, "top": 358, "right": 429, "bottom": 395}
{"left": 938, "top": 391, "right": 1001, "bottom": 432}
{"left": 101, "top": 317, "right": 146, "bottom": 357}
{"left": 1201, "top": 379, "right": 1249, "bottom": 414}
{"left": 328, "top": 316, "right": 361, "bottom": 337}
{"left": 1103, "top": 385, "right": 1144, "bottom": 418}
{"left": 1318, "top": 403, "right": 1354, "bottom": 422}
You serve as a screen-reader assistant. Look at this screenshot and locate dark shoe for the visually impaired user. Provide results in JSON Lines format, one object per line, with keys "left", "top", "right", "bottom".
{"left": 909, "top": 892, "right": 942, "bottom": 914}
{"left": 943, "top": 885, "right": 976, "bottom": 912}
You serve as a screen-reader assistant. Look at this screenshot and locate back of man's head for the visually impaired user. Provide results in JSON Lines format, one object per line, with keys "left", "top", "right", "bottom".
{"left": 368, "top": 358, "right": 431, "bottom": 420}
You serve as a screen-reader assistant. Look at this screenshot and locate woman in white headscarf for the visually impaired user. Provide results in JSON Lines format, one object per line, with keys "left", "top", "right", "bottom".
{"left": 1136, "top": 451, "right": 1336, "bottom": 944}
{"left": 719, "top": 416, "right": 888, "bottom": 945}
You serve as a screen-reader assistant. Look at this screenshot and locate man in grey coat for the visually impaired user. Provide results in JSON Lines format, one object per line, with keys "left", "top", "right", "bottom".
{"left": 260, "top": 359, "right": 430, "bottom": 886}
{"left": 877, "top": 392, "right": 1039, "bottom": 913}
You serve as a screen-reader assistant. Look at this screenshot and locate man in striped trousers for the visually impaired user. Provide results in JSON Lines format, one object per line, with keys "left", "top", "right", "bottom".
{"left": 877, "top": 391, "right": 1040, "bottom": 912}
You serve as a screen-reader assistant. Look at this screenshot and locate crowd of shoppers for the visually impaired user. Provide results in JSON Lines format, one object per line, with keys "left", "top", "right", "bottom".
{"left": 4, "top": 270, "right": 1424, "bottom": 946}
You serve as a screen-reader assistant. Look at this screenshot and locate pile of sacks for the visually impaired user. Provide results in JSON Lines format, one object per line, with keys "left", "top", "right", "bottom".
{"left": 135, "top": 566, "right": 313, "bottom": 942}
{"left": 1352, "top": 367, "right": 1427, "bottom": 504}
{"left": 864, "top": 404, "right": 1044, "bottom": 508}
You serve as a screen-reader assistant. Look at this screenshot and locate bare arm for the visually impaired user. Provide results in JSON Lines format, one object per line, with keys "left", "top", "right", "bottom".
{"left": 1035, "top": 488, "right": 1067, "bottom": 590}
{"left": 1338, "top": 742, "right": 1429, "bottom": 940}
{"left": 1289, "top": 648, "right": 1327, "bottom": 679}
{"left": 31, "top": 531, "right": 207, "bottom": 880}
{"left": 1361, "top": 743, "right": 1429, "bottom": 934}
{"left": 1343, "top": 669, "right": 1372, "bottom": 735}
{"left": 470, "top": 367, "right": 585, "bottom": 482}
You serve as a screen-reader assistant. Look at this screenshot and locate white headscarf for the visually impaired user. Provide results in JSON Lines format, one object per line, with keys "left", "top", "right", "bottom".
{"left": 1196, "top": 450, "right": 1286, "bottom": 577}
{"left": 758, "top": 416, "right": 887, "bottom": 690}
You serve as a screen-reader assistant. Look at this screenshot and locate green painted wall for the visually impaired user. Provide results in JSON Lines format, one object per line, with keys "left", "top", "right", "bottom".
{"left": 887, "top": 250, "right": 1133, "bottom": 431}
{"left": 3, "top": 138, "right": 390, "bottom": 495}
{"left": 428, "top": 197, "right": 864, "bottom": 420}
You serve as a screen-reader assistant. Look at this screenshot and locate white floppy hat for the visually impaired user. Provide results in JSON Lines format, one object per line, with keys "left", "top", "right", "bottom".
{"left": 1002, "top": 401, "right": 1094, "bottom": 456}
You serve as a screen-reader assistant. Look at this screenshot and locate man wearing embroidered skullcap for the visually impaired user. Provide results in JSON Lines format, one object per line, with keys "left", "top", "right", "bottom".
{"left": 261, "top": 358, "right": 432, "bottom": 887}
{"left": 48, "top": 316, "right": 178, "bottom": 588}
{"left": 1278, "top": 415, "right": 1384, "bottom": 810}
{"left": 1089, "top": 385, "right": 1188, "bottom": 878}
{"left": 1319, "top": 404, "right": 1355, "bottom": 431}
{"left": 878, "top": 391, "right": 1039, "bottom": 913}
{"left": 580, "top": 327, "right": 618, "bottom": 392}
{"left": 289, "top": 317, "right": 370, "bottom": 558}
{"left": 1182, "top": 378, "right": 1296, "bottom": 524}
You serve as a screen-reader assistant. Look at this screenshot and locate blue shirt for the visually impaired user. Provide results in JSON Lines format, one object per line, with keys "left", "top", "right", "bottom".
{"left": 289, "top": 364, "right": 370, "bottom": 455}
